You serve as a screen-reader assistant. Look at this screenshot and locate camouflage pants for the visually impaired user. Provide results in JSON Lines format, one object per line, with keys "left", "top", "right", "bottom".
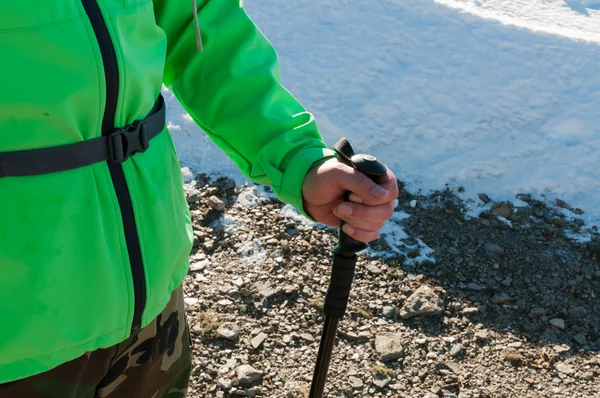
{"left": 0, "top": 285, "right": 192, "bottom": 398}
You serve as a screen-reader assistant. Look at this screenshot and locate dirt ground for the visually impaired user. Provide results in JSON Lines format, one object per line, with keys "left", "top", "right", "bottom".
{"left": 181, "top": 174, "right": 599, "bottom": 398}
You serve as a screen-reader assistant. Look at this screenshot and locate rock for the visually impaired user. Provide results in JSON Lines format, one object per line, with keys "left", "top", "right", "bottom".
{"left": 552, "top": 218, "right": 567, "bottom": 228}
{"left": 449, "top": 344, "right": 464, "bottom": 357}
{"left": 366, "top": 264, "right": 382, "bottom": 275}
{"left": 462, "top": 307, "right": 479, "bottom": 315}
{"left": 299, "top": 333, "right": 315, "bottom": 343}
{"left": 479, "top": 194, "right": 491, "bottom": 204}
{"left": 372, "top": 375, "right": 392, "bottom": 388}
{"left": 251, "top": 332, "right": 268, "bottom": 349}
{"left": 552, "top": 344, "right": 571, "bottom": 354}
{"left": 555, "top": 363, "right": 576, "bottom": 375}
{"left": 529, "top": 307, "right": 547, "bottom": 317}
{"left": 399, "top": 285, "right": 445, "bottom": 319}
{"left": 207, "top": 195, "right": 226, "bottom": 211}
{"left": 348, "top": 376, "right": 364, "bottom": 389}
{"left": 467, "top": 283, "right": 485, "bottom": 291}
{"left": 484, "top": 243, "right": 504, "bottom": 256}
{"left": 236, "top": 365, "right": 263, "bottom": 385}
{"left": 474, "top": 331, "right": 490, "bottom": 343}
{"left": 189, "top": 260, "right": 210, "bottom": 272}
{"left": 582, "top": 372, "right": 594, "bottom": 381}
{"left": 375, "top": 333, "right": 405, "bottom": 362}
{"left": 573, "top": 333, "right": 588, "bottom": 345}
{"left": 549, "top": 318, "right": 566, "bottom": 330}
{"left": 254, "top": 282, "right": 282, "bottom": 299}
{"left": 556, "top": 199, "right": 570, "bottom": 209}
{"left": 491, "top": 203, "right": 512, "bottom": 218}
{"left": 448, "top": 247, "right": 460, "bottom": 256}
{"left": 491, "top": 292, "right": 512, "bottom": 304}
{"left": 567, "top": 306, "right": 587, "bottom": 319}
{"left": 184, "top": 297, "right": 199, "bottom": 306}
{"left": 217, "top": 323, "right": 240, "bottom": 341}
{"left": 541, "top": 328, "right": 559, "bottom": 343}
{"left": 218, "top": 378, "right": 233, "bottom": 390}
{"left": 382, "top": 305, "right": 396, "bottom": 318}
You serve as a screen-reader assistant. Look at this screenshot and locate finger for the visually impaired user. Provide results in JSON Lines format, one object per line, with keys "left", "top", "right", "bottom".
{"left": 344, "top": 167, "right": 398, "bottom": 206}
{"left": 333, "top": 201, "right": 395, "bottom": 223}
{"left": 341, "top": 223, "right": 380, "bottom": 243}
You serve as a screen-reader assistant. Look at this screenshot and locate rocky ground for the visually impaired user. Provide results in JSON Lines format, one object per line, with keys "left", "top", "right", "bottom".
{"left": 181, "top": 173, "right": 600, "bottom": 398}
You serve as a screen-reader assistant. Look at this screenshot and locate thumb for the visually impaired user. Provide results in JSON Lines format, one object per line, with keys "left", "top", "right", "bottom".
{"left": 339, "top": 167, "right": 389, "bottom": 205}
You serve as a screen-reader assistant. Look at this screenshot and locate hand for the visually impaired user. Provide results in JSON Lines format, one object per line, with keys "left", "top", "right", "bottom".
{"left": 302, "top": 157, "right": 399, "bottom": 243}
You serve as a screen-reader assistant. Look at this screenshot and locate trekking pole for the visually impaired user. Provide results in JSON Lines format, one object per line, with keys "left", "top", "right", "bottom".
{"left": 309, "top": 137, "right": 388, "bottom": 398}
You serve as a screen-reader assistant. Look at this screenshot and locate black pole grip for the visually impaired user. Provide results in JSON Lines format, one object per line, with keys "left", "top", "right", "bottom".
{"left": 323, "top": 254, "right": 357, "bottom": 319}
{"left": 322, "top": 138, "right": 388, "bottom": 319}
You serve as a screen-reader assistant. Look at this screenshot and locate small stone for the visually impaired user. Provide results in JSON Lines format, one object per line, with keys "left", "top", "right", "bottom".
{"left": 426, "top": 352, "right": 438, "bottom": 360}
{"left": 467, "top": 283, "right": 485, "bottom": 291}
{"left": 375, "top": 333, "right": 405, "bottom": 362}
{"left": 217, "top": 323, "right": 240, "bottom": 341}
{"left": 399, "top": 285, "right": 445, "bottom": 319}
{"left": 479, "top": 193, "right": 491, "bottom": 204}
{"left": 189, "top": 260, "right": 210, "bottom": 272}
{"left": 299, "top": 333, "right": 315, "bottom": 343}
{"left": 372, "top": 375, "right": 392, "bottom": 388}
{"left": 555, "top": 363, "right": 575, "bottom": 375}
{"left": 348, "top": 376, "right": 364, "bottom": 389}
{"left": 448, "top": 247, "right": 460, "bottom": 256}
{"left": 582, "top": 371, "right": 594, "bottom": 380}
{"left": 541, "top": 328, "right": 559, "bottom": 343}
{"left": 491, "top": 203, "right": 511, "bottom": 218}
{"left": 254, "top": 282, "right": 282, "bottom": 299}
{"left": 462, "top": 307, "right": 479, "bottom": 315}
{"left": 207, "top": 195, "right": 225, "bottom": 211}
{"left": 382, "top": 305, "right": 396, "bottom": 318}
{"left": 218, "top": 378, "right": 233, "bottom": 390}
{"left": 366, "top": 264, "right": 382, "bottom": 275}
{"left": 484, "top": 243, "right": 504, "bottom": 256}
{"left": 184, "top": 297, "right": 199, "bottom": 305}
{"left": 491, "top": 292, "right": 512, "bottom": 304}
{"left": 552, "top": 218, "right": 567, "bottom": 228}
{"left": 556, "top": 199, "right": 570, "bottom": 209}
{"left": 186, "top": 192, "right": 199, "bottom": 204}
{"left": 549, "top": 318, "right": 566, "bottom": 330}
{"left": 449, "top": 344, "right": 464, "bottom": 357}
{"left": 236, "top": 365, "right": 263, "bottom": 385}
{"left": 474, "top": 331, "right": 490, "bottom": 343}
{"left": 567, "top": 306, "right": 587, "bottom": 319}
{"left": 552, "top": 344, "right": 571, "bottom": 354}
{"left": 529, "top": 307, "right": 547, "bottom": 317}
{"left": 251, "top": 332, "right": 268, "bottom": 349}
{"left": 573, "top": 333, "right": 588, "bottom": 345}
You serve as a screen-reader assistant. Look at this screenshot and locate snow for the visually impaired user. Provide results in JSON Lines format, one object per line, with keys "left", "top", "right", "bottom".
{"left": 165, "top": 0, "right": 600, "bottom": 244}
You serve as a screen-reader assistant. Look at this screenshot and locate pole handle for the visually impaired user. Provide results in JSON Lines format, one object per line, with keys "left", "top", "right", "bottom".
{"left": 323, "top": 138, "right": 388, "bottom": 319}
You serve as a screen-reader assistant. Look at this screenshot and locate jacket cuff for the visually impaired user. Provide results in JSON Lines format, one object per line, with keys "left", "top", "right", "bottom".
{"left": 275, "top": 147, "right": 338, "bottom": 222}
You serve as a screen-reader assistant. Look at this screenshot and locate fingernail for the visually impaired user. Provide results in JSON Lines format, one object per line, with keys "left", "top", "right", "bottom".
{"left": 336, "top": 204, "right": 352, "bottom": 216}
{"left": 349, "top": 193, "right": 363, "bottom": 203}
{"left": 343, "top": 224, "right": 354, "bottom": 235}
{"left": 372, "top": 186, "right": 388, "bottom": 198}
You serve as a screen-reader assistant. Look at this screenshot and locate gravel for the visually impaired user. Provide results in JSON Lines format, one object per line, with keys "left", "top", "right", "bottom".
{"left": 182, "top": 173, "right": 600, "bottom": 398}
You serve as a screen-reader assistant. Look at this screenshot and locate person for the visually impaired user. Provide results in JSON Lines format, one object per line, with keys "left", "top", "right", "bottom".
{"left": 0, "top": 0, "right": 398, "bottom": 396}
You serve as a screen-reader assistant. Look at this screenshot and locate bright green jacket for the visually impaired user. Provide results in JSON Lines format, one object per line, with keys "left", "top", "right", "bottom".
{"left": 0, "top": 0, "right": 335, "bottom": 383}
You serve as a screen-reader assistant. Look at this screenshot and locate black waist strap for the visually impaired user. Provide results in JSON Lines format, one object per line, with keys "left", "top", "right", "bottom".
{"left": 0, "top": 95, "right": 166, "bottom": 178}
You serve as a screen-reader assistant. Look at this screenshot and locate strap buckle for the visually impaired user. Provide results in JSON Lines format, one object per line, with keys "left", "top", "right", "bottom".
{"left": 108, "top": 120, "right": 150, "bottom": 163}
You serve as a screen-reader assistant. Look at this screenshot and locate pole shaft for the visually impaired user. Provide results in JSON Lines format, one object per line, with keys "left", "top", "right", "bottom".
{"left": 309, "top": 317, "right": 339, "bottom": 398}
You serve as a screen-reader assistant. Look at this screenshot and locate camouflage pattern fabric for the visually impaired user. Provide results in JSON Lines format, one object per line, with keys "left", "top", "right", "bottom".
{"left": 0, "top": 285, "right": 192, "bottom": 398}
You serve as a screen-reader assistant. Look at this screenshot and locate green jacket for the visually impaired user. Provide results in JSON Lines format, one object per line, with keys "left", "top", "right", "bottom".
{"left": 0, "top": 0, "right": 335, "bottom": 383}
